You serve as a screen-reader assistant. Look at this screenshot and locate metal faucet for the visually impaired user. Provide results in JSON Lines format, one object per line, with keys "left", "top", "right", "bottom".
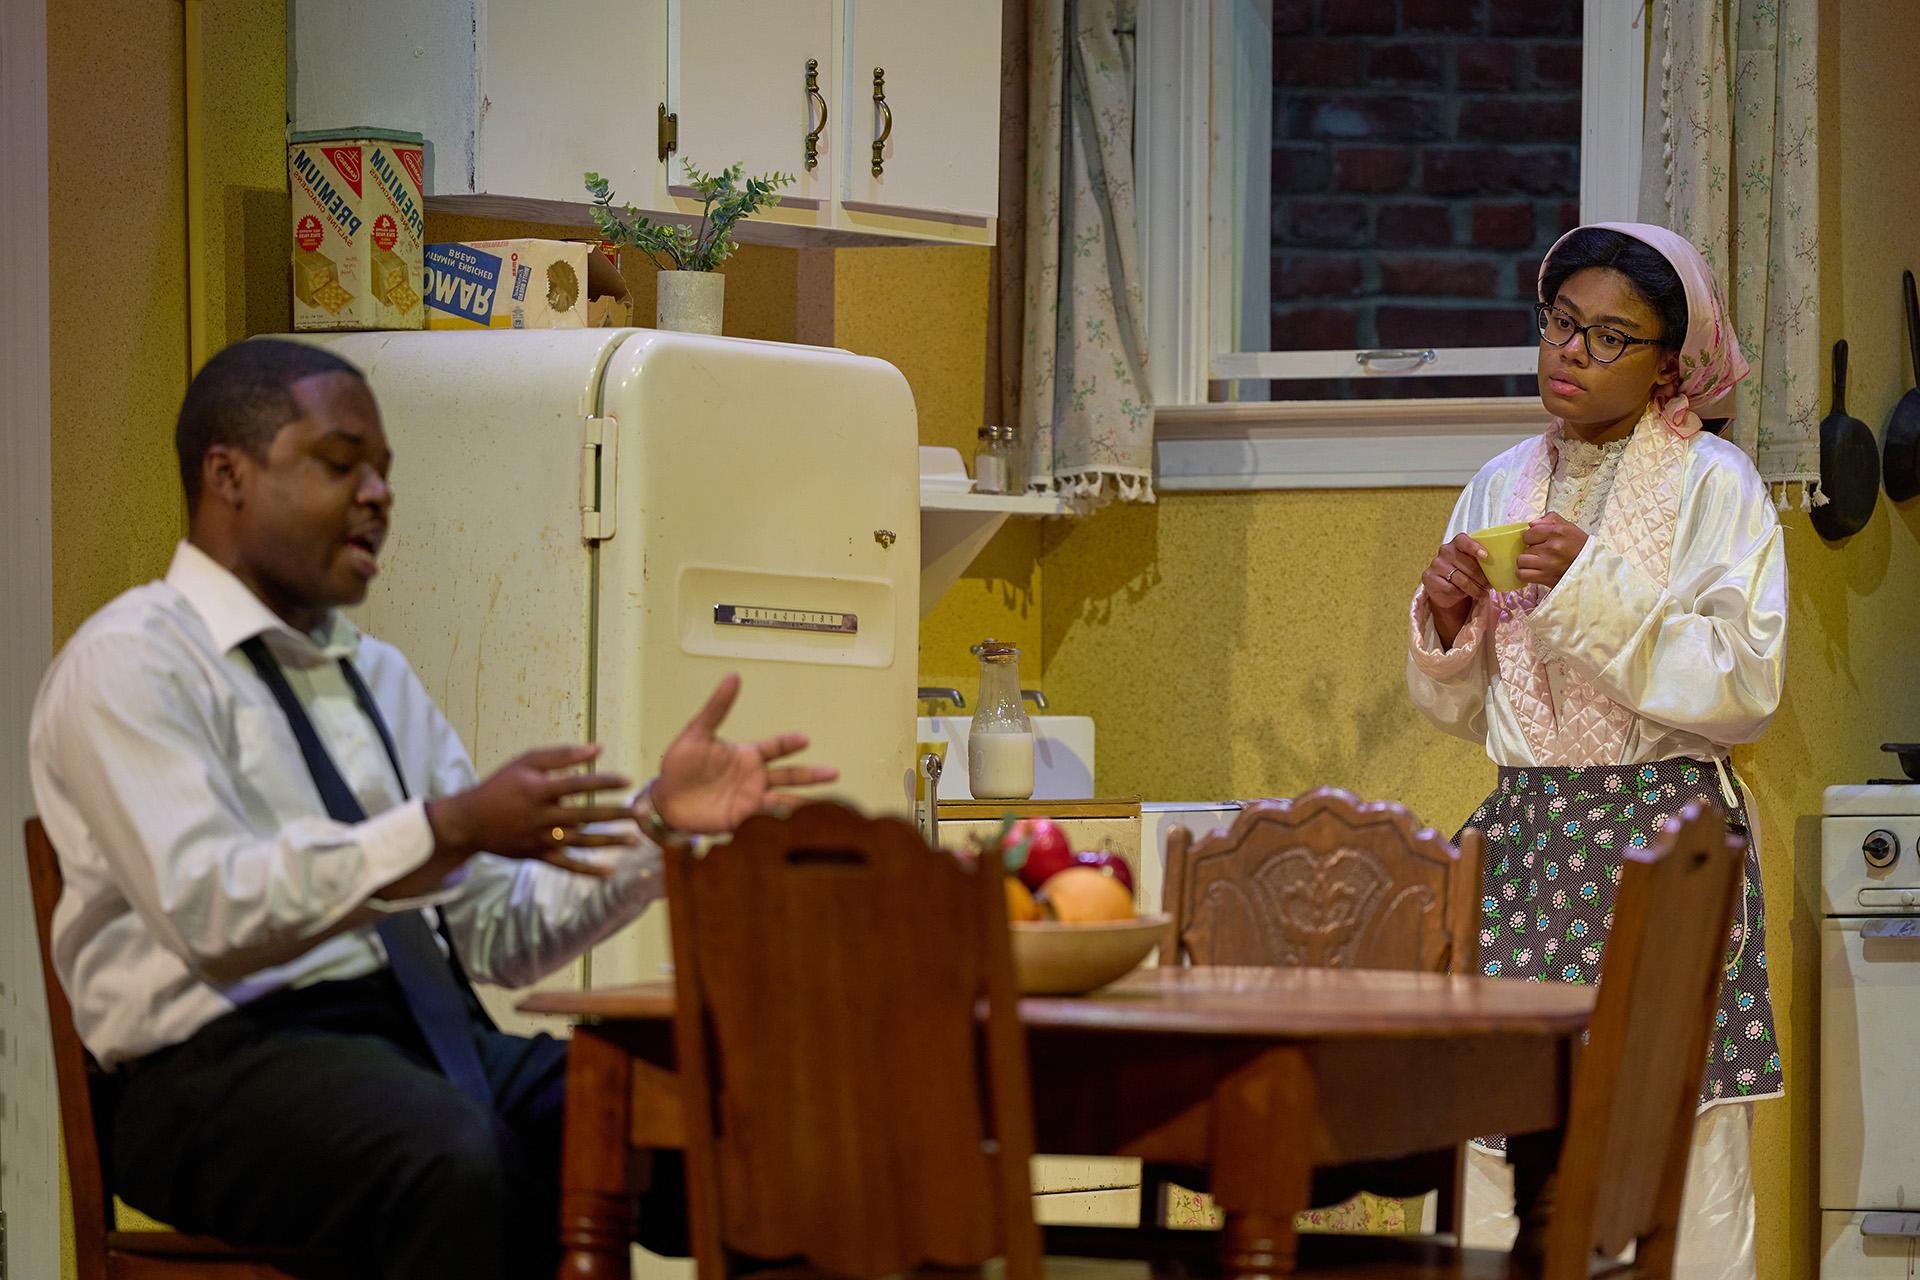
{"left": 1021, "top": 688, "right": 1048, "bottom": 711}
{"left": 917, "top": 686, "right": 966, "bottom": 708}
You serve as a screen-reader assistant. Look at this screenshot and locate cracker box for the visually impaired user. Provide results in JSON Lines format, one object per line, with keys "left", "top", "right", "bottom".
{"left": 288, "top": 129, "right": 426, "bottom": 331}
{"left": 424, "top": 239, "right": 631, "bottom": 330}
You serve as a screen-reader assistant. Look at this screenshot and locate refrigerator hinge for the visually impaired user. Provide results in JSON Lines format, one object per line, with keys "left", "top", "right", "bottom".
{"left": 581, "top": 415, "right": 618, "bottom": 542}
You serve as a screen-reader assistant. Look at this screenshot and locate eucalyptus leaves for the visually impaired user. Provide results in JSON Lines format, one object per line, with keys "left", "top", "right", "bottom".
{"left": 585, "top": 162, "right": 794, "bottom": 273}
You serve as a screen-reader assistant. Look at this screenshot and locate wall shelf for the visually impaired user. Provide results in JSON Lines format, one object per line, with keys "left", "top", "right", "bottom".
{"left": 920, "top": 485, "right": 1075, "bottom": 616}
{"left": 921, "top": 490, "right": 1074, "bottom": 516}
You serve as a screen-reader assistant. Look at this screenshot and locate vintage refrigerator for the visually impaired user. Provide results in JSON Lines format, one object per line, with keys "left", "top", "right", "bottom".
{"left": 295, "top": 329, "right": 921, "bottom": 1028}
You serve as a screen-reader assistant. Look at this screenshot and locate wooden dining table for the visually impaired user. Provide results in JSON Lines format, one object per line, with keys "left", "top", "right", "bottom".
{"left": 522, "top": 965, "right": 1596, "bottom": 1280}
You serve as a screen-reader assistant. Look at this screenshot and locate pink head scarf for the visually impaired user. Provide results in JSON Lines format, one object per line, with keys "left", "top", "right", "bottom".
{"left": 1536, "top": 221, "right": 1751, "bottom": 440}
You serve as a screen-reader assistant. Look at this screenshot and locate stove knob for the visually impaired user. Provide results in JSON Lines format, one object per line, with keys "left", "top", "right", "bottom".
{"left": 1864, "top": 830, "right": 1900, "bottom": 870}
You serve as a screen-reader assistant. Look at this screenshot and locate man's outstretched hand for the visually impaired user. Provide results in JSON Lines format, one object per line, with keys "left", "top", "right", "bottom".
{"left": 646, "top": 674, "right": 840, "bottom": 836}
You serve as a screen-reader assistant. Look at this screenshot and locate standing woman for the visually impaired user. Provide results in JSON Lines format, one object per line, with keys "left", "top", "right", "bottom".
{"left": 1407, "top": 223, "right": 1784, "bottom": 1279}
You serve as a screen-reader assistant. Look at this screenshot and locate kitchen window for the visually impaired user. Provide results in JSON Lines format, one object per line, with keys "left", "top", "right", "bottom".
{"left": 1139, "top": 0, "right": 1646, "bottom": 489}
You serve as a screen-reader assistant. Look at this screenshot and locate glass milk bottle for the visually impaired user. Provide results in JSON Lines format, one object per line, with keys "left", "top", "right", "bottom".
{"left": 968, "top": 639, "right": 1034, "bottom": 800}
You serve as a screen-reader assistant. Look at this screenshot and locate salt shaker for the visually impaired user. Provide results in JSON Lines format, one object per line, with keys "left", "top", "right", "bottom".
{"left": 974, "top": 425, "right": 1005, "bottom": 494}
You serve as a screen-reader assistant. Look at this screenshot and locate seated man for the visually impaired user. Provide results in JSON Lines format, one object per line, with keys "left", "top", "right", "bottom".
{"left": 29, "top": 338, "right": 836, "bottom": 1280}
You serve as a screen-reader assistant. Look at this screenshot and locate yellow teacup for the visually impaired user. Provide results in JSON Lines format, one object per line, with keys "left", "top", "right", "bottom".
{"left": 1467, "top": 521, "right": 1530, "bottom": 593}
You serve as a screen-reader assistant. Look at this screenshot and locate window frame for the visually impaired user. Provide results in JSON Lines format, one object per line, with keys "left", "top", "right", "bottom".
{"left": 1139, "top": 0, "right": 1647, "bottom": 489}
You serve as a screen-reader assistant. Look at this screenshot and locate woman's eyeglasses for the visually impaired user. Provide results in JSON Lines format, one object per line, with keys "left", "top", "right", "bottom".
{"left": 1533, "top": 303, "right": 1665, "bottom": 365}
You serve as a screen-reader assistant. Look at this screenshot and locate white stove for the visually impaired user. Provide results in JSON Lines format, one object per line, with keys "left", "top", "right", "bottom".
{"left": 1820, "top": 751, "right": 1920, "bottom": 1279}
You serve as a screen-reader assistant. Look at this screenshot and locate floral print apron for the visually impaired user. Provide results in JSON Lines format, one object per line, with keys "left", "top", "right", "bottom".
{"left": 1464, "top": 757, "right": 1781, "bottom": 1153}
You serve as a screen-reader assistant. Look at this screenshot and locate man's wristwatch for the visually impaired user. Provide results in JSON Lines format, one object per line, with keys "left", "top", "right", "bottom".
{"left": 639, "top": 781, "right": 682, "bottom": 843}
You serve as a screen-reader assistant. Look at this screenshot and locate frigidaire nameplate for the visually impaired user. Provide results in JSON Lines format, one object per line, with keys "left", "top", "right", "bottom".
{"left": 713, "top": 604, "right": 858, "bottom": 635}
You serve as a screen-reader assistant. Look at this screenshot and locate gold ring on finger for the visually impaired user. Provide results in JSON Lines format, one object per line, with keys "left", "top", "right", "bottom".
{"left": 550, "top": 826, "right": 567, "bottom": 845}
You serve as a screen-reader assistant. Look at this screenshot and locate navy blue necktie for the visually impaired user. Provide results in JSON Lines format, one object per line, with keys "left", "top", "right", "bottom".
{"left": 239, "top": 637, "right": 493, "bottom": 1105}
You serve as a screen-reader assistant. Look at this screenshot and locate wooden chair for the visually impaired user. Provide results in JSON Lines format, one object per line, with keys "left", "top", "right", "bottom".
{"left": 1141, "top": 789, "right": 1486, "bottom": 1233}
{"left": 1160, "top": 789, "right": 1483, "bottom": 976}
{"left": 23, "top": 818, "right": 303, "bottom": 1280}
{"left": 662, "top": 801, "right": 1144, "bottom": 1280}
{"left": 1289, "top": 800, "right": 1748, "bottom": 1280}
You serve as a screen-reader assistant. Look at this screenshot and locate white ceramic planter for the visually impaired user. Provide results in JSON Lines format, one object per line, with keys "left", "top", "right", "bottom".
{"left": 655, "top": 270, "right": 724, "bottom": 336}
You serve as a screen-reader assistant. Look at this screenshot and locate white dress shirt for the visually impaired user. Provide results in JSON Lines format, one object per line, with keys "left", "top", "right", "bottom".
{"left": 1406, "top": 428, "right": 1787, "bottom": 767}
{"left": 30, "top": 541, "right": 664, "bottom": 1067}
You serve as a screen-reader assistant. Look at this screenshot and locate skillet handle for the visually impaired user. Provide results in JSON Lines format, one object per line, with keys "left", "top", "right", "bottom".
{"left": 1906, "top": 270, "right": 1919, "bottom": 386}
{"left": 1834, "top": 338, "right": 1849, "bottom": 414}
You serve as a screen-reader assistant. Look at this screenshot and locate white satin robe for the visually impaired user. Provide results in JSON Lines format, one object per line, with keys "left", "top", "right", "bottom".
{"left": 1407, "top": 428, "right": 1787, "bottom": 768}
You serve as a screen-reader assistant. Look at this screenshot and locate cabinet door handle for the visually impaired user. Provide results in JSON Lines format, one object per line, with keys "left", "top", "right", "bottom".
{"left": 870, "top": 67, "right": 892, "bottom": 178}
{"left": 804, "top": 58, "right": 827, "bottom": 171}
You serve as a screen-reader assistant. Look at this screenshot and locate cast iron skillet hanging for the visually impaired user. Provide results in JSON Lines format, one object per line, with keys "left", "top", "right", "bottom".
{"left": 1810, "top": 338, "right": 1881, "bottom": 540}
{"left": 1883, "top": 271, "right": 1920, "bottom": 502}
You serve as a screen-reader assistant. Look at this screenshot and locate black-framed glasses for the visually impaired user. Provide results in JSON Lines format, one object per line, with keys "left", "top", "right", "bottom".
{"left": 1533, "top": 303, "right": 1665, "bottom": 365}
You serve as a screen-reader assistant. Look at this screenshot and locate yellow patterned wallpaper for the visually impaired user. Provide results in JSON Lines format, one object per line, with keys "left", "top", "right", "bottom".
{"left": 191, "top": 0, "right": 290, "bottom": 363}
{"left": 1039, "top": 487, "right": 1483, "bottom": 820}
{"left": 829, "top": 246, "right": 1044, "bottom": 693}
{"left": 48, "top": 0, "right": 189, "bottom": 645}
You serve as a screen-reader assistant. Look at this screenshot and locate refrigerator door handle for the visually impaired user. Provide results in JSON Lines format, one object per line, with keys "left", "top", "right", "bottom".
{"left": 1861, "top": 1213, "right": 1920, "bottom": 1238}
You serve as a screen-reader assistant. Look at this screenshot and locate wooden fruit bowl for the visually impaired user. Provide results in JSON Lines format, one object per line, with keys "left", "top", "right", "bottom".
{"left": 1009, "top": 914, "right": 1168, "bottom": 996}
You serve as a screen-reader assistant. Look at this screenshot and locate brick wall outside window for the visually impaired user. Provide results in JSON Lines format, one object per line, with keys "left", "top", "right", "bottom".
{"left": 1268, "top": 0, "right": 1583, "bottom": 399}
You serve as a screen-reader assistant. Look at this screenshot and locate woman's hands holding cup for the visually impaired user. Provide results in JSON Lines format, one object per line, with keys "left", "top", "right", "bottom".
{"left": 1421, "top": 514, "right": 1588, "bottom": 649}
{"left": 1518, "top": 513, "right": 1588, "bottom": 588}
{"left": 1422, "top": 533, "right": 1492, "bottom": 648}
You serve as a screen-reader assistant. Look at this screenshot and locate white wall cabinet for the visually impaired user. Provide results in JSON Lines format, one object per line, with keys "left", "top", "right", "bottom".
{"left": 840, "top": 0, "right": 1003, "bottom": 227}
{"left": 291, "top": 0, "right": 667, "bottom": 216}
{"left": 290, "top": 0, "right": 1000, "bottom": 246}
{"left": 669, "top": 0, "right": 836, "bottom": 217}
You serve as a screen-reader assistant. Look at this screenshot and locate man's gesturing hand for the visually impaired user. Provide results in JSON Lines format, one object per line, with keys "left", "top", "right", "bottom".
{"left": 427, "top": 745, "right": 635, "bottom": 878}
{"left": 647, "top": 674, "right": 841, "bottom": 836}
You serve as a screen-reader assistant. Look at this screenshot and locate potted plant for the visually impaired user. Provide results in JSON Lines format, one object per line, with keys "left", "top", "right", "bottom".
{"left": 585, "top": 161, "right": 793, "bottom": 336}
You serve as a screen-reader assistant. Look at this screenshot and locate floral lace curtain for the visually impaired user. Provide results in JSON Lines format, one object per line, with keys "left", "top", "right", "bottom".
{"left": 1640, "top": 0, "right": 1821, "bottom": 507}
{"left": 1019, "top": 0, "right": 1153, "bottom": 504}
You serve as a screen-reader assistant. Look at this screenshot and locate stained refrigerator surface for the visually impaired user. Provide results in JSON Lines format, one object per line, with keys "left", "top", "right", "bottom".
{"left": 304, "top": 328, "right": 920, "bottom": 1021}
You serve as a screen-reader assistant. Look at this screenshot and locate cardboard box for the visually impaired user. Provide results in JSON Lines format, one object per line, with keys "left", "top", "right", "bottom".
{"left": 287, "top": 129, "right": 426, "bottom": 331}
{"left": 584, "top": 243, "right": 635, "bottom": 328}
{"left": 424, "top": 239, "right": 632, "bottom": 330}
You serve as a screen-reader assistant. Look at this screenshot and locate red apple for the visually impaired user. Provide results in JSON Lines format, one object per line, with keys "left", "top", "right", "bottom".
{"left": 1071, "top": 848, "right": 1134, "bottom": 894}
{"left": 1010, "top": 817, "right": 1075, "bottom": 890}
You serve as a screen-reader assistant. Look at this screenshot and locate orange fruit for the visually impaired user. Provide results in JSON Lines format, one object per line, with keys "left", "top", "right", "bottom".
{"left": 1038, "top": 866, "right": 1134, "bottom": 923}
{"left": 1005, "top": 876, "right": 1042, "bottom": 923}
